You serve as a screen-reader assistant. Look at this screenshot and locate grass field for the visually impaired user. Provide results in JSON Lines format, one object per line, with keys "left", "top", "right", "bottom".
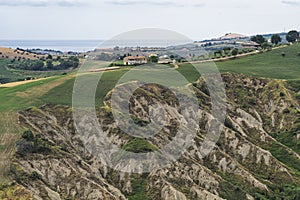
{"left": 178, "top": 43, "right": 300, "bottom": 82}
{"left": 1, "top": 43, "right": 299, "bottom": 111}
{"left": 0, "top": 76, "right": 67, "bottom": 111}
{"left": 0, "top": 112, "right": 21, "bottom": 184}
{"left": 217, "top": 44, "right": 300, "bottom": 80}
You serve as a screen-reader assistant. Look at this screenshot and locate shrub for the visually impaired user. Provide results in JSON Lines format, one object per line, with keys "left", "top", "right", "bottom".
{"left": 283, "top": 108, "right": 290, "bottom": 114}
{"left": 17, "top": 130, "right": 52, "bottom": 156}
{"left": 22, "top": 130, "right": 34, "bottom": 141}
{"left": 231, "top": 48, "right": 239, "bottom": 56}
{"left": 123, "top": 138, "right": 158, "bottom": 153}
{"left": 30, "top": 171, "right": 41, "bottom": 180}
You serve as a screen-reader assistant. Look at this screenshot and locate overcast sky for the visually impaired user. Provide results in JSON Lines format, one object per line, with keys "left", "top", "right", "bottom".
{"left": 0, "top": 0, "right": 299, "bottom": 40}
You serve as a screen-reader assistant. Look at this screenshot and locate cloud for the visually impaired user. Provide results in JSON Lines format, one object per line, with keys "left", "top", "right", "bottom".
{"left": 0, "top": 0, "right": 84, "bottom": 7}
{"left": 107, "top": 0, "right": 184, "bottom": 7}
{"left": 107, "top": 0, "right": 206, "bottom": 7}
{"left": 281, "top": 0, "right": 300, "bottom": 6}
{"left": 193, "top": 3, "right": 205, "bottom": 7}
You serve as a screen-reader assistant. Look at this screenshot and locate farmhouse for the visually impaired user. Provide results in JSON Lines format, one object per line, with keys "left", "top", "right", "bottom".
{"left": 124, "top": 56, "right": 147, "bottom": 65}
{"left": 158, "top": 55, "right": 172, "bottom": 64}
{"left": 239, "top": 41, "right": 260, "bottom": 49}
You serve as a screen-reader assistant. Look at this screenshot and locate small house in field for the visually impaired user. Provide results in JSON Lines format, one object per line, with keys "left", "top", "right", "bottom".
{"left": 158, "top": 55, "right": 172, "bottom": 64}
{"left": 239, "top": 41, "right": 260, "bottom": 49}
{"left": 124, "top": 56, "right": 147, "bottom": 65}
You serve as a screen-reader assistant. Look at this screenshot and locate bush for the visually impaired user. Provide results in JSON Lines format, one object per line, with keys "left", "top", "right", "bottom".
{"left": 283, "top": 108, "right": 290, "bottom": 114}
{"left": 123, "top": 138, "right": 158, "bottom": 153}
{"left": 17, "top": 130, "right": 52, "bottom": 156}
{"left": 30, "top": 171, "right": 41, "bottom": 180}
{"left": 231, "top": 48, "right": 239, "bottom": 56}
{"left": 22, "top": 130, "right": 34, "bottom": 141}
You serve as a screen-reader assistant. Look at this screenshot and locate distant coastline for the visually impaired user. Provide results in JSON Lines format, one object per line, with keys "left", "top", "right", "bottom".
{"left": 0, "top": 40, "right": 102, "bottom": 52}
{"left": 0, "top": 40, "right": 184, "bottom": 52}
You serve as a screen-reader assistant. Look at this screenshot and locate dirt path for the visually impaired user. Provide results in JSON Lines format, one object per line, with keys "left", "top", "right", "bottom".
{"left": 0, "top": 77, "right": 54, "bottom": 88}
{"left": 15, "top": 74, "right": 76, "bottom": 99}
{"left": 0, "top": 66, "right": 122, "bottom": 88}
{"left": 173, "top": 63, "right": 179, "bottom": 69}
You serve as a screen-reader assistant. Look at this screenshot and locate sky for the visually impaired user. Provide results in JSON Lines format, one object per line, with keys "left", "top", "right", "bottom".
{"left": 0, "top": 0, "right": 299, "bottom": 40}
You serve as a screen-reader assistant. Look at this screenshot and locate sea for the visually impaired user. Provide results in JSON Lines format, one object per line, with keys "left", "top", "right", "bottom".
{"left": 0, "top": 40, "right": 102, "bottom": 52}
{"left": 0, "top": 40, "right": 185, "bottom": 52}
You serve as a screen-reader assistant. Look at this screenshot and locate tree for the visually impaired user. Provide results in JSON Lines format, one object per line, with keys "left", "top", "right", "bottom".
{"left": 68, "top": 56, "right": 79, "bottom": 68}
{"left": 214, "top": 50, "right": 222, "bottom": 58}
{"left": 231, "top": 48, "right": 239, "bottom": 56}
{"left": 223, "top": 47, "right": 232, "bottom": 55}
{"left": 46, "top": 54, "right": 53, "bottom": 60}
{"left": 22, "top": 130, "right": 34, "bottom": 141}
{"left": 262, "top": 42, "right": 271, "bottom": 50}
{"left": 58, "top": 56, "right": 79, "bottom": 69}
{"left": 46, "top": 59, "right": 53, "bottom": 69}
{"left": 271, "top": 34, "right": 282, "bottom": 45}
{"left": 251, "top": 35, "right": 266, "bottom": 45}
{"left": 149, "top": 55, "right": 158, "bottom": 63}
{"left": 286, "top": 30, "right": 299, "bottom": 43}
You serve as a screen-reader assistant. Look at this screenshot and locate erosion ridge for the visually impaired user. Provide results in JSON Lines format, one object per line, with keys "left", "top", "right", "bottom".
{"left": 2, "top": 73, "right": 300, "bottom": 200}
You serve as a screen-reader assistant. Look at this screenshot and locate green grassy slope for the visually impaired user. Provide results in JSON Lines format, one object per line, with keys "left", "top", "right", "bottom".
{"left": 1, "top": 43, "right": 299, "bottom": 110}
{"left": 41, "top": 69, "right": 129, "bottom": 107}
{"left": 0, "top": 112, "right": 21, "bottom": 184}
{"left": 1, "top": 43, "right": 299, "bottom": 112}
{"left": 217, "top": 44, "right": 300, "bottom": 79}
{"left": 0, "top": 76, "right": 63, "bottom": 111}
{"left": 178, "top": 43, "right": 300, "bottom": 82}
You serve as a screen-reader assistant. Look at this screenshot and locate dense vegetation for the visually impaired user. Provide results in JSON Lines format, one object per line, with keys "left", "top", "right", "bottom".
{"left": 0, "top": 59, "right": 71, "bottom": 84}
{"left": 10, "top": 56, "right": 79, "bottom": 71}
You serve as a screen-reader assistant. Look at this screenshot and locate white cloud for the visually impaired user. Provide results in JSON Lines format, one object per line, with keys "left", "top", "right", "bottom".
{"left": 282, "top": 0, "right": 300, "bottom": 6}
{"left": 0, "top": 0, "right": 84, "bottom": 7}
{"left": 108, "top": 0, "right": 182, "bottom": 6}
{"left": 107, "top": 0, "right": 205, "bottom": 7}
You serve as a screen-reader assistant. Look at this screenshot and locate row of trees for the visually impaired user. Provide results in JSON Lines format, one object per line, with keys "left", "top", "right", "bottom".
{"left": 251, "top": 30, "right": 299, "bottom": 46}
{"left": 213, "top": 47, "right": 252, "bottom": 58}
{"left": 12, "top": 56, "right": 79, "bottom": 71}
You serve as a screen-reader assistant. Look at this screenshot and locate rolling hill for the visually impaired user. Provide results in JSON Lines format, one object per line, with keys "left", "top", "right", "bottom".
{"left": 0, "top": 43, "right": 300, "bottom": 199}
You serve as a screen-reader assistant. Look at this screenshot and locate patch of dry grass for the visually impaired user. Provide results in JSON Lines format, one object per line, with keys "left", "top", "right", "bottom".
{"left": 0, "top": 47, "right": 43, "bottom": 61}
{"left": 0, "top": 112, "right": 21, "bottom": 184}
